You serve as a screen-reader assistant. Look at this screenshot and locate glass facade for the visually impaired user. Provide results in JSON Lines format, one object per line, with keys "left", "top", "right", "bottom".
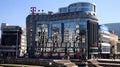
{"left": 34, "top": 18, "right": 89, "bottom": 57}
{"left": 69, "top": 3, "right": 91, "bottom": 12}
{"left": 99, "top": 25, "right": 109, "bottom": 32}
{"left": 59, "top": 7, "right": 68, "bottom": 13}
{"left": 59, "top": 2, "right": 96, "bottom": 13}
{"left": 1, "top": 28, "right": 22, "bottom": 46}
{"left": 26, "top": 2, "right": 98, "bottom": 59}
{"left": 101, "top": 45, "right": 110, "bottom": 53}
{"left": 104, "top": 23, "right": 120, "bottom": 39}
{"left": 0, "top": 26, "right": 22, "bottom": 58}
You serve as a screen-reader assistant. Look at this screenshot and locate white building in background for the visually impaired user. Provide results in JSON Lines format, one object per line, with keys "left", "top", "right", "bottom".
{"left": 99, "top": 25, "right": 111, "bottom": 58}
{"left": 99, "top": 25, "right": 120, "bottom": 59}
{"left": 109, "top": 33, "right": 119, "bottom": 59}
{"left": 20, "top": 28, "right": 27, "bottom": 57}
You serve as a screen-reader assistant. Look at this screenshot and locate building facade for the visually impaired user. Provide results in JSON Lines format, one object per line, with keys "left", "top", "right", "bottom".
{"left": 99, "top": 25, "right": 120, "bottom": 59}
{"left": 0, "top": 23, "right": 23, "bottom": 58}
{"left": 109, "top": 32, "right": 119, "bottom": 58}
{"left": 26, "top": 2, "right": 98, "bottom": 59}
{"left": 98, "top": 25, "right": 111, "bottom": 58}
{"left": 104, "top": 23, "right": 120, "bottom": 39}
{"left": 20, "top": 28, "right": 27, "bottom": 57}
{"left": 116, "top": 40, "right": 120, "bottom": 58}
{"left": 0, "top": 38, "right": 1, "bottom": 44}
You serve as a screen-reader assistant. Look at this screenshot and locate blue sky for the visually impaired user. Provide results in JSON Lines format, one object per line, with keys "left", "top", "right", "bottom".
{"left": 0, "top": 0, "right": 120, "bottom": 28}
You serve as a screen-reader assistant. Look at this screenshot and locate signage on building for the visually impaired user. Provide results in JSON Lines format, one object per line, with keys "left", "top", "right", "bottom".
{"left": 31, "top": 7, "right": 36, "bottom": 14}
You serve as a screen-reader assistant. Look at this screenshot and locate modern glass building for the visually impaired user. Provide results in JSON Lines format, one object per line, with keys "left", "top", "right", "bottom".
{"left": 26, "top": 2, "right": 98, "bottom": 59}
{"left": 104, "top": 23, "right": 120, "bottom": 39}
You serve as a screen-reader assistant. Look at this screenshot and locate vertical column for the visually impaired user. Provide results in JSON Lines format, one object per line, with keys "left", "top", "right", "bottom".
{"left": 61, "top": 23, "right": 64, "bottom": 43}
{"left": 48, "top": 23, "right": 51, "bottom": 38}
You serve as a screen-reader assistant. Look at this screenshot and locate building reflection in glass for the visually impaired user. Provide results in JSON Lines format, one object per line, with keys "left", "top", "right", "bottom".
{"left": 34, "top": 19, "right": 88, "bottom": 58}
{"left": 35, "top": 24, "right": 48, "bottom": 57}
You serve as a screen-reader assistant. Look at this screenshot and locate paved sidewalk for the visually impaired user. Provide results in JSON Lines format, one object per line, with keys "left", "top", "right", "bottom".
{"left": 54, "top": 60, "right": 78, "bottom": 67}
